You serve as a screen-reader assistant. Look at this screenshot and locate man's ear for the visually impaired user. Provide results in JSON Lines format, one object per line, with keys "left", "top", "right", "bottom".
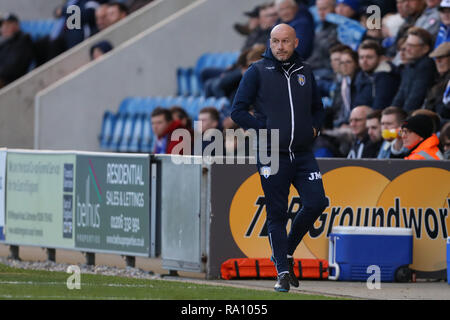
{"left": 295, "top": 38, "right": 299, "bottom": 49}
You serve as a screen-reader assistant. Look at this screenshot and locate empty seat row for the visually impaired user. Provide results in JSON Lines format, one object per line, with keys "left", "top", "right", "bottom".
{"left": 100, "top": 95, "right": 230, "bottom": 153}
{"left": 177, "top": 51, "right": 239, "bottom": 96}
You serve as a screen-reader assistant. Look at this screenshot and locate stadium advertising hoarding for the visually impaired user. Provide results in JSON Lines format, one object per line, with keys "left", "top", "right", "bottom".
{"left": 208, "top": 160, "right": 450, "bottom": 279}
{"left": 74, "top": 154, "right": 150, "bottom": 256}
{"left": 5, "top": 151, "right": 76, "bottom": 248}
{"left": 0, "top": 150, "right": 6, "bottom": 241}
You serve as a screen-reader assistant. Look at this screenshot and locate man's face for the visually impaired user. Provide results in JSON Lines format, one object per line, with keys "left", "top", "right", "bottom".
{"left": 358, "top": 48, "right": 380, "bottom": 73}
{"left": 367, "top": 118, "right": 382, "bottom": 143}
{"left": 151, "top": 114, "right": 170, "bottom": 137}
{"left": 404, "top": 0, "right": 424, "bottom": 16}
{"left": 330, "top": 52, "right": 342, "bottom": 74}
{"left": 396, "top": 0, "right": 409, "bottom": 18}
{"left": 340, "top": 53, "right": 357, "bottom": 77}
{"left": 381, "top": 114, "right": 401, "bottom": 131}
{"left": 317, "top": 0, "right": 334, "bottom": 21}
{"left": 440, "top": 8, "right": 450, "bottom": 26}
{"left": 276, "top": 0, "right": 298, "bottom": 22}
{"left": 434, "top": 55, "right": 450, "bottom": 75}
{"left": 270, "top": 27, "right": 298, "bottom": 61}
{"left": 96, "top": 5, "right": 109, "bottom": 30}
{"left": 405, "top": 34, "right": 429, "bottom": 60}
{"left": 401, "top": 127, "right": 423, "bottom": 149}
{"left": 198, "top": 112, "right": 218, "bottom": 133}
{"left": 335, "top": 4, "right": 355, "bottom": 18}
{"left": 107, "top": 5, "right": 126, "bottom": 25}
{"left": 259, "top": 6, "right": 278, "bottom": 29}
{"left": 349, "top": 108, "right": 368, "bottom": 138}
{"left": 442, "top": 136, "right": 450, "bottom": 153}
{"left": 1, "top": 20, "right": 19, "bottom": 39}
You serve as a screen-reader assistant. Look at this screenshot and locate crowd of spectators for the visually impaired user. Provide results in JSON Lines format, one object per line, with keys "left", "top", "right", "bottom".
{"left": 0, "top": 0, "right": 153, "bottom": 89}
{"left": 173, "top": 0, "right": 449, "bottom": 161}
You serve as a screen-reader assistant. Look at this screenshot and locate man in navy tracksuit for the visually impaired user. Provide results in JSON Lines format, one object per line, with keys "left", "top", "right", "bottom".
{"left": 231, "top": 24, "right": 329, "bottom": 292}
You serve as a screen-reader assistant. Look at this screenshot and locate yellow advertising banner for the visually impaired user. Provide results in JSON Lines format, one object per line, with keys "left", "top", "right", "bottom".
{"left": 228, "top": 166, "right": 450, "bottom": 273}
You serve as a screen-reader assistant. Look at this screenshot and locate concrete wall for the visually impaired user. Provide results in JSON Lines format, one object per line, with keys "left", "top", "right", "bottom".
{"left": 35, "top": 0, "right": 262, "bottom": 151}
{"left": 0, "top": 0, "right": 61, "bottom": 20}
{"left": 0, "top": 0, "right": 196, "bottom": 149}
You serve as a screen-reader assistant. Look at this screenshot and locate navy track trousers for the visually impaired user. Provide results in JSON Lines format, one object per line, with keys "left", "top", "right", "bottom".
{"left": 258, "top": 151, "right": 329, "bottom": 275}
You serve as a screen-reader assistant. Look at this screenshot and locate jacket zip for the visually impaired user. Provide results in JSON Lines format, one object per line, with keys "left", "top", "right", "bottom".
{"left": 282, "top": 65, "right": 304, "bottom": 162}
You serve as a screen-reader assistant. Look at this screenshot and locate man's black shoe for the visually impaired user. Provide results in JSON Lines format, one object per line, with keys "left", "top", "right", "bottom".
{"left": 288, "top": 257, "right": 299, "bottom": 287}
{"left": 274, "top": 273, "right": 290, "bottom": 292}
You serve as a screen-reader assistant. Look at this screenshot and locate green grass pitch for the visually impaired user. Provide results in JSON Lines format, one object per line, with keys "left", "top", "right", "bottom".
{"left": 0, "top": 263, "right": 343, "bottom": 300}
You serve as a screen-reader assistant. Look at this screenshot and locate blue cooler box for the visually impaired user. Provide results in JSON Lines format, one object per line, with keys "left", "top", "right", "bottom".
{"left": 328, "top": 226, "right": 413, "bottom": 282}
{"left": 447, "top": 237, "right": 450, "bottom": 285}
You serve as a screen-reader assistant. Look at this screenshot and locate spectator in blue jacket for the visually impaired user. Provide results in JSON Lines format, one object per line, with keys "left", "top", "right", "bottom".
{"left": 335, "top": 0, "right": 360, "bottom": 20}
{"left": 353, "top": 40, "right": 401, "bottom": 110}
{"left": 435, "top": 0, "right": 450, "bottom": 48}
{"left": 391, "top": 27, "right": 437, "bottom": 111}
{"left": 275, "top": 0, "right": 315, "bottom": 60}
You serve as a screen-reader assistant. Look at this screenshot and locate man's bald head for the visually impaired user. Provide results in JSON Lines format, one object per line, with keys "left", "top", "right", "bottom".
{"left": 270, "top": 23, "right": 298, "bottom": 61}
{"left": 350, "top": 105, "right": 373, "bottom": 139}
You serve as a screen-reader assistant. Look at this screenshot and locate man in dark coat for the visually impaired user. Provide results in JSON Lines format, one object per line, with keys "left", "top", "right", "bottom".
{"left": 231, "top": 24, "right": 328, "bottom": 292}
{"left": 353, "top": 40, "right": 401, "bottom": 110}
{"left": 391, "top": 27, "right": 437, "bottom": 112}
{"left": 275, "top": 0, "right": 315, "bottom": 60}
{"left": 0, "top": 13, "right": 34, "bottom": 89}
{"left": 423, "top": 41, "right": 450, "bottom": 124}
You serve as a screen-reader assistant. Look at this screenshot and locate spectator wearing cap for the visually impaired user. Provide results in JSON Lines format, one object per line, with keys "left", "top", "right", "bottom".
{"left": 435, "top": 0, "right": 450, "bottom": 48}
{"left": 415, "top": 0, "right": 442, "bottom": 38}
{"left": 391, "top": 27, "right": 437, "bottom": 111}
{"left": 274, "top": 0, "right": 315, "bottom": 60}
{"left": 335, "top": 0, "right": 360, "bottom": 20}
{"left": 242, "top": 3, "right": 278, "bottom": 51}
{"left": 0, "top": 13, "right": 34, "bottom": 89}
{"left": 89, "top": 40, "right": 113, "bottom": 60}
{"left": 353, "top": 40, "right": 401, "bottom": 110}
{"left": 306, "top": 0, "right": 339, "bottom": 76}
{"left": 423, "top": 41, "right": 450, "bottom": 123}
{"left": 234, "top": 5, "right": 260, "bottom": 36}
{"left": 401, "top": 114, "right": 444, "bottom": 159}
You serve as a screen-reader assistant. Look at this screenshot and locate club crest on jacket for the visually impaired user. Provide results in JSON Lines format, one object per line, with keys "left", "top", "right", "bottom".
{"left": 297, "top": 74, "right": 306, "bottom": 86}
{"left": 260, "top": 166, "right": 271, "bottom": 179}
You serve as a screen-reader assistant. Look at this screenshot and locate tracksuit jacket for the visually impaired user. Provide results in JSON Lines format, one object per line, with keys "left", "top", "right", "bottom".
{"left": 231, "top": 48, "right": 325, "bottom": 159}
{"left": 231, "top": 48, "right": 328, "bottom": 275}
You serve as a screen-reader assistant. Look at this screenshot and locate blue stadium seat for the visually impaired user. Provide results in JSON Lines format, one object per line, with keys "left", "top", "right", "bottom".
{"left": 109, "top": 113, "right": 127, "bottom": 151}
{"left": 118, "top": 114, "right": 138, "bottom": 152}
{"left": 140, "top": 114, "right": 153, "bottom": 152}
{"left": 99, "top": 111, "right": 116, "bottom": 150}
{"left": 128, "top": 114, "right": 145, "bottom": 152}
{"left": 101, "top": 95, "right": 231, "bottom": 152}
{"left": 177, "top": 67, "right": 192, "bottom": 96}
{"left": 178, "top": 52, "right": 240, "bottom": 96}
{"left": 118, "top": 97, "right": 134, "bottom": 114}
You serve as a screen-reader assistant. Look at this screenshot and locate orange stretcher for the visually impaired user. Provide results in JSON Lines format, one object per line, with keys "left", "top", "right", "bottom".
{"left": 221, "top": 258, "right": 329, "bottom": 280}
